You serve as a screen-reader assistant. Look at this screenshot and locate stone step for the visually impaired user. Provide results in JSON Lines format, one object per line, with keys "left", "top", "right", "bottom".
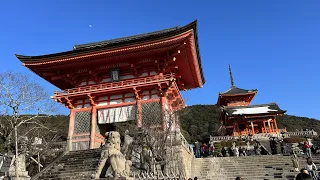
{"left": 39, "top": 171, "right": 93, "bottom": 179}
{"left": 34, "top": 149, "right": 102, "bottom": 180}
{"left": 192, "top": 155, "right": 315, "bottom": 180}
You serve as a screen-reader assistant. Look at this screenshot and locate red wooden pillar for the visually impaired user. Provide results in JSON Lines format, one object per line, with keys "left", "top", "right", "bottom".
{"left": 90, "top": 106, "right": 97, "bottom": 149}
{"left": 250, "top": 121, "right": 255, "bottom": 134}
{"left": 137, "top": 99, "right": 142, "bottom": 127}
{"left": 68, "top": 109, "right": 75, "bottom": 151}
{"left": 273, "top": 118, "right": 279, "bottom": 133}
{"left": 235, "top": 121, "right": 240, "bottom": 135}
{"left": 161, "top": 97, "right": 167, "bottom": 130}
{"left": 263, "top": 121, "right": 266, "bottom": 133}
{"left": 270, "top": 120, "right": 275, "bottom": 133}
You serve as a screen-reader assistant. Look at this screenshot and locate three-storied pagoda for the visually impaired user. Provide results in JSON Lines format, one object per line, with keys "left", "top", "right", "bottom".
{"left": 218, "top": 65, "right": 286, "bottom": 136}
{"left": 16, "top": 21, "right": 205, "bottom": 151}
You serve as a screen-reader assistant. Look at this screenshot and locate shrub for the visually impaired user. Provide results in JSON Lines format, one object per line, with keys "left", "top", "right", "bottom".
{"left": 214, "top": 142, "right": 222, "bottom": 153}
{"left": 313, "top": 136, "right": 320, "bottom": 141}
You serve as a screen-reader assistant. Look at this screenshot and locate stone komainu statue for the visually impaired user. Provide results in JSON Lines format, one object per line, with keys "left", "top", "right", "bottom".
{"left": 93, "top": 131, "right": 132, "bottom": 179}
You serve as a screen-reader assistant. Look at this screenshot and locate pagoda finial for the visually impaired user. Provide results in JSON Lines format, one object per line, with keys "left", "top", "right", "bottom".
{"left": 228, "top": 64, "right": 235, "bottom": 87}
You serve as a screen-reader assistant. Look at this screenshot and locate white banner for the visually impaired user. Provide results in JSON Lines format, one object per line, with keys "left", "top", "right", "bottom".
{"left": 98, "top": 105, "right": 136, "bottom": 124}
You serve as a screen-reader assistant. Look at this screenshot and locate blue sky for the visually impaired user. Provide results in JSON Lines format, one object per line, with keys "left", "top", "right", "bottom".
{"left": 1, "top": 1, "right": 319, "bottom": 119}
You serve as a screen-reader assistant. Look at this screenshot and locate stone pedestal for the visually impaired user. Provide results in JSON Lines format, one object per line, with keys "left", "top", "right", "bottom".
{"left": 8, "top": 155, "right": 30, "bottom": 180}
{"left": 98, "top": 178, "right": 134, "bottom": 180}
{"left": 9, "top": 176, "right": 30, "bottom": 180}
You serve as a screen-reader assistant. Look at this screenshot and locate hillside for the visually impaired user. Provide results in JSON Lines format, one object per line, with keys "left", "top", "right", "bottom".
{"left": 178, "top": 104, "right": 320, "bottom": 143}
{"left": 2, "top": 105, "right": 317, "bottom": 150}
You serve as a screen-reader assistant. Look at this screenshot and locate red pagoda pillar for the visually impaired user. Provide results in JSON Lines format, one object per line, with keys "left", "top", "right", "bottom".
{"left": 90, "top": 106, "right": 97, "bottom": 149}
{"left": 161, "top": 96, "right": 167, "bottom": 130}
{"left": 137, "top": 99, "right": 142, "bottom": 127}
{"left": 67, "top": 109, "right": 75, "bottom": 151}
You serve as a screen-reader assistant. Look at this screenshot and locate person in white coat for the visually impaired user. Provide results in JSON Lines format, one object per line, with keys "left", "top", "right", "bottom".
{"left": 306, "top": 157, "right": 317, "bottom": 178}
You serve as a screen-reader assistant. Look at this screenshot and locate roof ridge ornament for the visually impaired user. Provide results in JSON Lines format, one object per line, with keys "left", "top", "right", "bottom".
{"left": 228, "top": 64, "right": 235, "bottom": 87}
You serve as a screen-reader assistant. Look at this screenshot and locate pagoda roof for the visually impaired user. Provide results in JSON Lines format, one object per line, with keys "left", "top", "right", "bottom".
{"left": 219, "top": 86, "right": 258, "bottom": 96}
{"left": 222, "top": 103, "right": 286, "bottom": 117}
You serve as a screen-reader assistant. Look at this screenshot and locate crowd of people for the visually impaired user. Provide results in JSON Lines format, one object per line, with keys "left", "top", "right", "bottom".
{"left": 191, "top": 140, "right": 265, "bottom": 158}
{"left": 189, "top": 139, "right": 320, "bottom": 180}
{"left": 291, "top": 140, "right": 320, "bottom": 180}
{"left": 192, "top": 142, "right": 215, "bottom": 158}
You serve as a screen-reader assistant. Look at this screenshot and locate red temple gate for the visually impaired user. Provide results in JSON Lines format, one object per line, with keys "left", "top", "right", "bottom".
{"left": 16, "top": 21, "right": 205, "bottom": 151}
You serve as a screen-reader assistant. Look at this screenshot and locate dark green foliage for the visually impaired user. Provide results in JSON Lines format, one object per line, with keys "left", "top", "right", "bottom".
{"left": 178, "top": 104, "right": 220, "bottom": 143}
{"left": 220, "top": 140, "right": 232, "bottom": 147}
{"left": 214, "top": 142, "right": 222, "bottom": 156}
{"left": 0, "top": 115, "right": 69, "bottom": 154}
{"left": 180, "top": 128, "right": 191, "bottom": 143}
{"left": 113, "top": 120, "right": 138, "bottom": 138}
{"left": 1, "top": 104, "right": 317, "bottom": 153}
{"left": 276, "top": 115, "right": 320, "bottom": 132}
{"left": 178, "top": 104, "right": 320, "bottom": 143}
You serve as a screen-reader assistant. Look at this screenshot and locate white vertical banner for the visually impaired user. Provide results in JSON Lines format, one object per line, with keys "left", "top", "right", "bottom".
{"left": 98, "top": 105, "right": 136, "bottom": 124}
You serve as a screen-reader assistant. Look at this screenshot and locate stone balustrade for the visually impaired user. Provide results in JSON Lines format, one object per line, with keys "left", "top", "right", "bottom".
{"left": 210, "top": 130, "right": 318, "bottom": 143}
{"left": 285, "top": 130, "right": 317, "bottom": 137}
{"left": 209, "top": 135, "right": 237, "bottom": 142}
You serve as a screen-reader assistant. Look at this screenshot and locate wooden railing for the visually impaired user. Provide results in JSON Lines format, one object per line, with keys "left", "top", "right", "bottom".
{"left": 53, "top": 74, "right": 175, "bottom": 97}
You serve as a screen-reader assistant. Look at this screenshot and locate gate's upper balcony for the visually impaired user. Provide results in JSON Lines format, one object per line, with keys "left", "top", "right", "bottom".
{"left": 52, "top": 74, "right": 175, "bottom": 99}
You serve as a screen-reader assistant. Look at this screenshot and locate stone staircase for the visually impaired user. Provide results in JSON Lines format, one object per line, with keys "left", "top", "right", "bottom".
{"left": 31, "top": 147, "right": 320, "bottom": 180}
{"left": 33, "top": 149, "right": 101, "bottom": 180}
{"left": 193, "top": 155, "right": 320, "bottom": 180}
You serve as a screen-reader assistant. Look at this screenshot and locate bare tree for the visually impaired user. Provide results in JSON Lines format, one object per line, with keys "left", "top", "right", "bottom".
{"left": 0, "top": 71, "right": 57, "bottom": 178}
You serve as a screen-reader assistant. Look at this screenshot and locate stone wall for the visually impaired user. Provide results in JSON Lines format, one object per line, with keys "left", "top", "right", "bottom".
{"left": 170, "top": 131, "right": 194, "bottom": 179}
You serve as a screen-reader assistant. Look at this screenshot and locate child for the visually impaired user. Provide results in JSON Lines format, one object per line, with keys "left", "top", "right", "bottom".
{"left": 291, "top": 153, "right": 299, "bottom": 172}
{"left": 306, "top": 157, "right": 317, "bottom": 178}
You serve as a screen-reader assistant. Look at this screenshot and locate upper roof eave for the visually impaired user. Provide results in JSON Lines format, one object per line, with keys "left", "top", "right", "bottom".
{"left": 223, "top": 102, "right": 287, "bottom": 116}
{"left": 219, "top": 88, "right": 258, "bottom": 96}
{"left": 15, "top": 20, "right": 205, "bottom": 85}
{"left": 15, "top": 20, "right": 198, "bottom": 62}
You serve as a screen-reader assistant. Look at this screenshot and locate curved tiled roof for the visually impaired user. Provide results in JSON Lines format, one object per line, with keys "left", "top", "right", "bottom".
{"left": 219, "top": 86, "right": 258, "bottom": 95}
{"left": 222, "top": 103, "right": 286, "bottom": 116}
{"left": 73, "top": 26, "right": 180, "bottom": 50}
{"left": 15, "top": 20, "right": 205, "bottom": 85}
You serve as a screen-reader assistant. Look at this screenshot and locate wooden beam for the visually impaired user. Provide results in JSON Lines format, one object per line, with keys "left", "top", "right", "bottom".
{"left": 170, "top": 50, "right": 181, "bottom": 57}
{"left": 42, "top": 72, "right": 56, "bottom": 76}
{"left": 88, "top": 94, "right": 96, "bottom": 106}
{"left": 157, "top": 83, "right": 164, "bottom": 96}
{"left": 65, "top": 97, "right": 74, "bottom": 109}
{"left": 133, "top": 87, "right": 141, "bottom": 100}
{"left": 51, "top": 75, "right": 64, "bottom": 80}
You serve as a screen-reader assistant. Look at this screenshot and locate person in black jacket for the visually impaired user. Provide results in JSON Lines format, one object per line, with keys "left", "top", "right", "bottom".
{"left": 296, "top": 172, "right": 312, "bottom": 180}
